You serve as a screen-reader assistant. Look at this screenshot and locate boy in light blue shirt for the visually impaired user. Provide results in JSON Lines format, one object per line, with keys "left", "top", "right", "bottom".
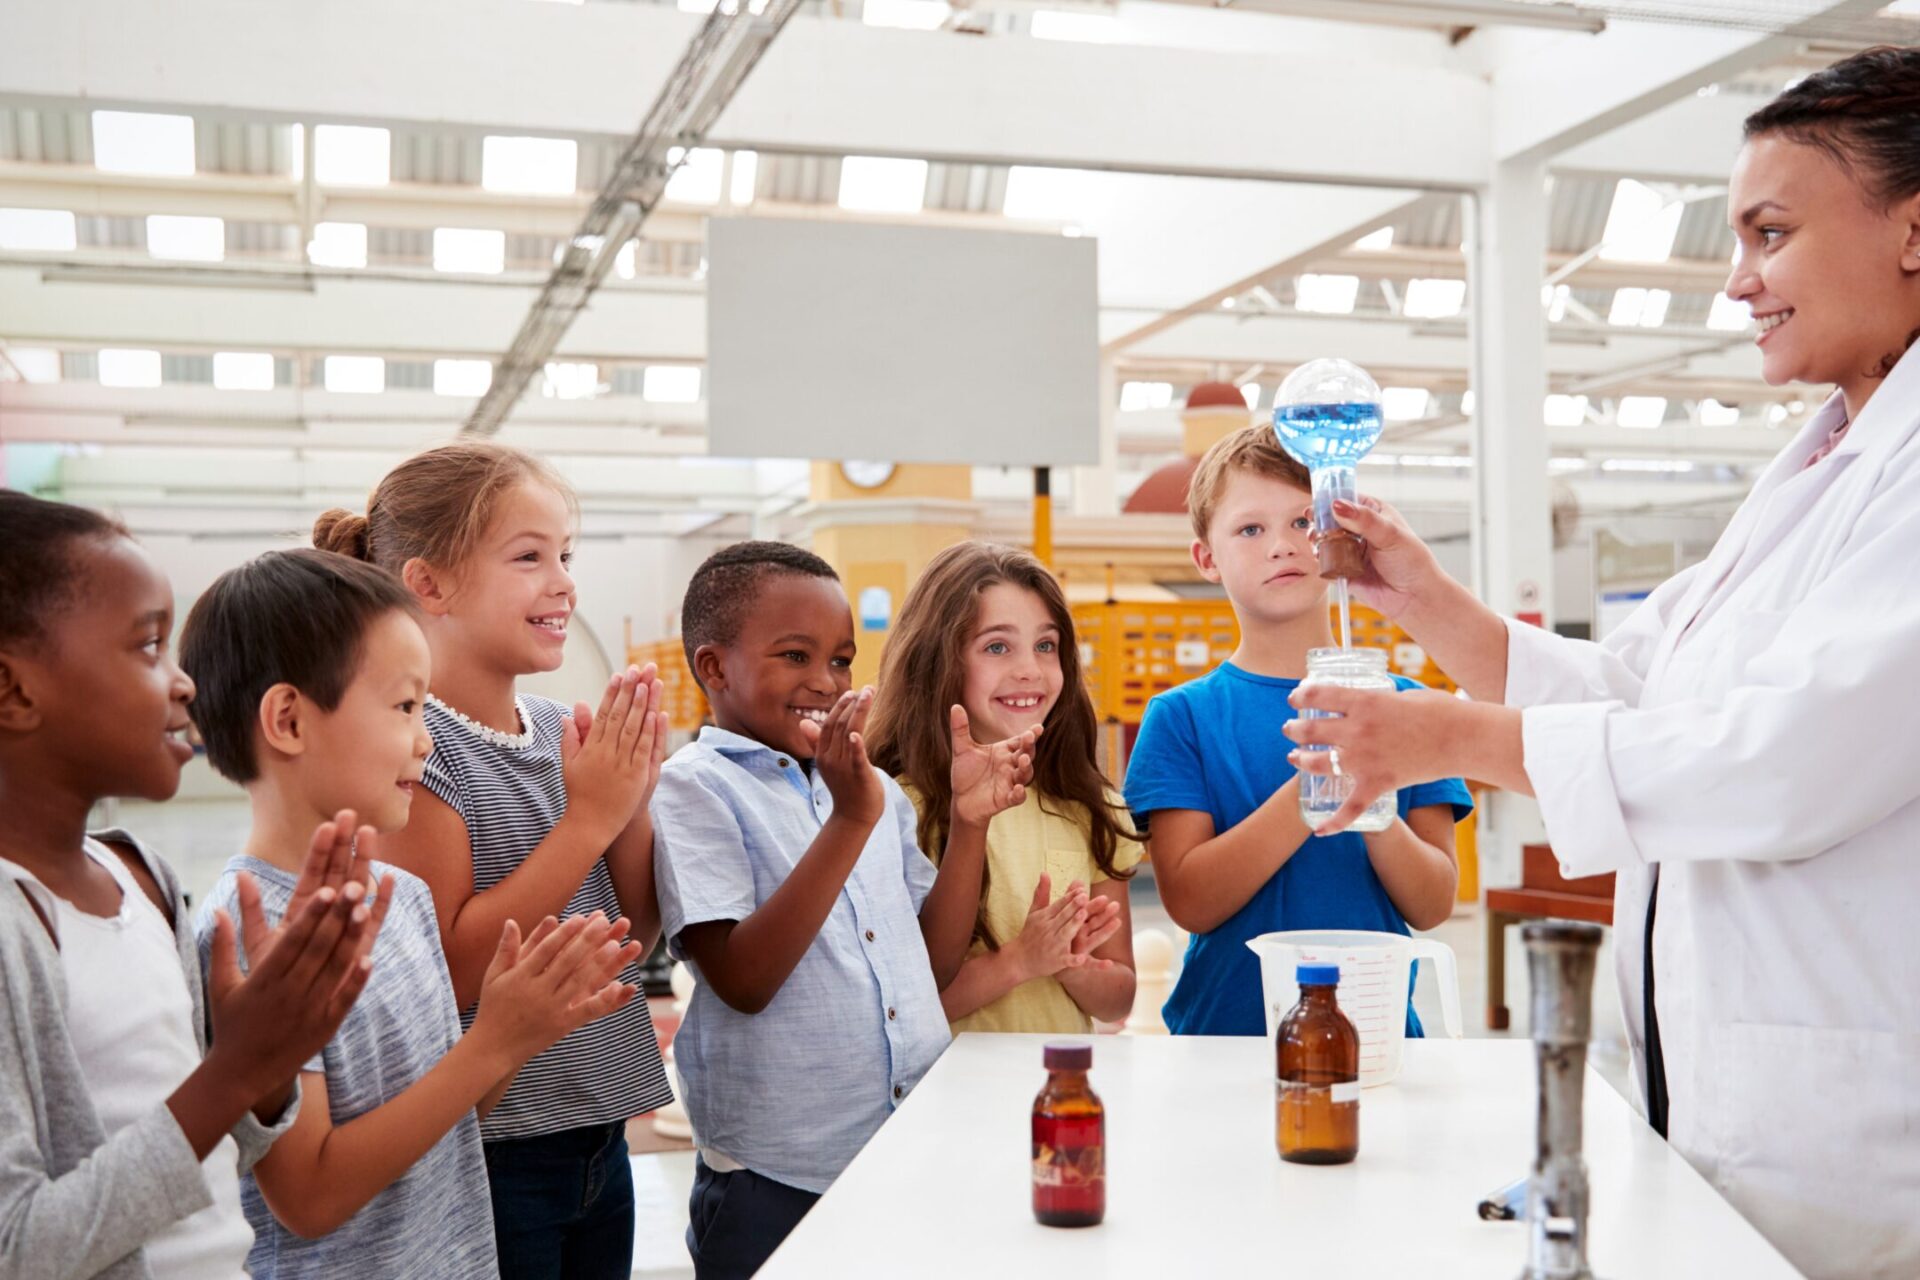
{"left": 1124, "top": 426, "right": 1472, "bottom": 1038}
{"left": 651, "top": 542, "right": 1039, "bottom": 1280}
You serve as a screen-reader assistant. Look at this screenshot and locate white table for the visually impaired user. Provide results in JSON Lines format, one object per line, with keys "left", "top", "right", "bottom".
{"left": 761, "top": 1035, "right": 1801, "bottom": 1278}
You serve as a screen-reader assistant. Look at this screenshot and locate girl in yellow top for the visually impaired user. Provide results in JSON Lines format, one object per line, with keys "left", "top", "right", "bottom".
{"left": 869, "top": 542, "right": 1141, "bottom": 1034}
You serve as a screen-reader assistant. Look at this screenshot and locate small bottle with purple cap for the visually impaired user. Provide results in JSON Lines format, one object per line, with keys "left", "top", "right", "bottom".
{"left": 1276, "top": 963, "right": 1361, "bottom": 1165}
{"left": 1032, "top": 1041, "right": 1105, "bottom": 1226}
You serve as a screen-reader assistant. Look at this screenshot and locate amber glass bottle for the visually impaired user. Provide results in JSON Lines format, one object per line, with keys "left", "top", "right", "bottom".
{"left": 1032, "top": 1042, "right": 1105, "bottom": 1226}
{"left": 1276, "top": 963, "right": 1360, "bottom": 1165}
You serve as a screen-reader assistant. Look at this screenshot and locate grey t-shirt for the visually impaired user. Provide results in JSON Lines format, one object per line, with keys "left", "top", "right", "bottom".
{"left": 197, "top": 857, "right": 498, "bottom": 1280}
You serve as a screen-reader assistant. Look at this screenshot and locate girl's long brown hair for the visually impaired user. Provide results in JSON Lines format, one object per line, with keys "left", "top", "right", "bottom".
{"left": 867, "top": 541, "right": 1137, "bottom": 950}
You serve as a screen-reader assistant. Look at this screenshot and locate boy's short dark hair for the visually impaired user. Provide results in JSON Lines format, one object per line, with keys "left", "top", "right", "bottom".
{"left": 1187, "top": 423, "right": 1314, "bottom": 542}
{"left": 180, "top": 549, "right": 418, "bottom": 783}
{"left": 680, "top": 541, "right": 839, "bottom": 689}
{"left": 0, "top": 491, "right": 128, "bottom": 651}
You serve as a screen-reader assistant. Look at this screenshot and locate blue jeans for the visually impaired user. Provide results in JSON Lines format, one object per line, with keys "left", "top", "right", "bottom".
{"left": 484, "top": 1123, "right": 634, "bottom": 1280}
{"left": 686, "top": 1159, "right": 820, "bottom": 1280}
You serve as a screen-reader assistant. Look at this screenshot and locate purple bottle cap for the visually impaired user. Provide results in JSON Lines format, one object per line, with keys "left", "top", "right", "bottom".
{"left": 1044, "top": 1041, "right": 1093, "bottom": 1071}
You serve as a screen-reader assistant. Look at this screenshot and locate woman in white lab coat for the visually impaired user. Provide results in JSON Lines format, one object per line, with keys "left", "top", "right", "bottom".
{"left": 1282, "top": 47, "right": 1920, "bottom": 1280}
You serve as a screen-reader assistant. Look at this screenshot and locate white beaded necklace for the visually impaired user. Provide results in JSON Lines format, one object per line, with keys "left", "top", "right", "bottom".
{"left": 427, "top": 693, "right": 535, "bottom": 751}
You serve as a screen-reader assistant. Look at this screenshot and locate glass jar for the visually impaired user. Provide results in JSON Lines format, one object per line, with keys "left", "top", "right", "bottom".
{"left": 1276, "top": 962, "right": 1361, "bottom": 1164}
{"left": 1297, "top": 646, "right": 1397, "bottom": 833}
{"left": 1032, "top": 1042, "right": 1105, "bottom": 1227}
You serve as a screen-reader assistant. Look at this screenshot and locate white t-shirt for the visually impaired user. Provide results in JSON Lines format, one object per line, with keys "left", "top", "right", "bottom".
{"left": 56, "top": 839, "right": 253, "bottom": 1280}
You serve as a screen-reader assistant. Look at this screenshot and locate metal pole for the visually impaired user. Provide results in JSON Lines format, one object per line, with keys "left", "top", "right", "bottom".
{"left": 1520, "top": 920, "right": 1604, "bottom": 1280}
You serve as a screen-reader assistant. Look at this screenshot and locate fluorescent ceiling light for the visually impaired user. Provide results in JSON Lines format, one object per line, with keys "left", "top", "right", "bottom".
{"left": 1548, "top": 456, "right": 1590, "bottom": 474}
{"left": 1698, "top": 398, "right": 1741, "bottom": 427}
{"left": 729, "top": 150, "right": 759, "bottom": 206}
{"left": 1295, "top": 274, "right": 1360, "bottom": 315}
{"left": 212, "top": 352, "right": 275, "bottom": 391}
{"left": 0, "top": 208, "right": 77, "bottom": 251}
{"left": 1403, "top": 278, "right": 1466, "bottom": 319}
{"left": 665, "top": 147, "right": 724, "bottom": 205}
{"left": 644, "top": 366, "right": 703, "bottom": 403}
{"left": 98, "top": 348, "right": 162, "bottom": 388}
{"left": 1543, "top": 394, "right": 1589, "bottom": 427}
{"left": 481, "top": 136, "right": 577, "bottom": 196}
{"left": 313, "top": 125, "right": 391, "bottom": 187}
{"left": 1381, "top": 387, "right": 1431, "bottom": 421}
{"left": 325, "top": 355, "right": 386, "bottom": 394}
{"left": 1029, "top": 9, "right": 1120, "bottom": 41}
{"left": 146, "top": 214, "right": 225, "bottom": 262}
{"left": 5, "top": 348, "right": 62, "bottom": 383}
{"left": 1002, "top": 166, "right": 1090, "bottom": 222}
{"left": 91, "top": 111, "right": 194, "bottom": 177}
{"left": 837, "top": 156, "right": 928, "bottom": 214}
{"left": 434, "top": 359, "right": 493, "bottom": 397}
{"left": 1353, "top": 227, "right": 1393, "bottom": 251}
{"left": 542, "top": 361, "right": 600, "bottom": 400}
{"left": 308, "top": 221, "right": 368, "bottom": 269}
{"left": 1119, "top": 381, "right": 1173, "bottom": 412}
{"left": 433, "top": 227, "right": 506, "bottom": 275}
{"left": 1706, "top": 292, "right": 1750, "bottom": 331}
{"left": 1598, "top": 179, "right": 1683, "bottom": 263}
{"left": 1616, "top": 395, "right": 1668, "bottom": 429}
{"left": 863, "top": 0, "right": 949, "bottom": 28}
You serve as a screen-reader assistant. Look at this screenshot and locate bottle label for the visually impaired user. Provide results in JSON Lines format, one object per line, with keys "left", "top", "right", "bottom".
{"left": 1032, "top": 1143, "right": 1105, "bottom": 1188}
{"left": 1330, "top": 1082, "right": 1361, "bottom": 1104}
{"left": 1278, "top": 1078, "right": 1361, "bottom": 1104}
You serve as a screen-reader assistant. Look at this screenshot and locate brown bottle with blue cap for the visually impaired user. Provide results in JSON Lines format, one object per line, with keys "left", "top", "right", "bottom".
{"left": 1277, "top": 963, "right": 1360, "bottom": 1164}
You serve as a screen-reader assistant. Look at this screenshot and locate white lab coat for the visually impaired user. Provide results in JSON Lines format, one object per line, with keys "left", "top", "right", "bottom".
{"left": 1503, "top": 343, "right": 1920, "bottom": 1279}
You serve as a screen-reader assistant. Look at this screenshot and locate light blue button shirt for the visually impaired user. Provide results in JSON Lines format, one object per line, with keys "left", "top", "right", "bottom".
{"left": 651, "top": 725, "right": 951, "bottom": 1194}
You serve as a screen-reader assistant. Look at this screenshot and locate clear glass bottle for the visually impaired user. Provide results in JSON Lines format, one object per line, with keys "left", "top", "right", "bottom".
{"left": 1032, "top": 1042, "right": 1105, "bottom": 1227}
{"left": 1272, "top": 357, "right": 1384, "bottom": 580}
{"left": 1277, "top": 963, "right": 1360, "bottom": 1165}
{"left": 1297, "top": 646, "right": 1397, "bottom": 833}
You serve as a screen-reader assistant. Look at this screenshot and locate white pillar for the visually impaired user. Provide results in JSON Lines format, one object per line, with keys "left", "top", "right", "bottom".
{"left": 1467, "top": 160, "right": 1554, "bottom": 891}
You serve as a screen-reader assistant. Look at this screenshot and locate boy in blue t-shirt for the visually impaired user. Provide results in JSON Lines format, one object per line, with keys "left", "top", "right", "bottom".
{"left": 1124, "top": 425, "right": 1472, "bottom": 1037}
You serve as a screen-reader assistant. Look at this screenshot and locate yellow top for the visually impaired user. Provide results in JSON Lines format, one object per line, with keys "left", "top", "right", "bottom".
{"left": 901, "top": 782, "right": 1144, "bottom": 1035}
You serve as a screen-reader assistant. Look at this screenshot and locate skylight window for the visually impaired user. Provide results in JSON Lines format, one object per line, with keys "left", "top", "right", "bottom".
{"left": 482, "top": 136, "right": 578, "bottom": 196}
{"left": 1706, "top": 292, "right": 1750, "bottom": 331}
{"left": 146, "top": 215, "right": 225, "bottom": 262}
{"left": 91, "top": 111, "right": 195, "bottom": 177}
{"left": 0, "top": 208, "right": 77, "bottom": 251}
{"left": 644, "top": 366, "right": 703, "bottom": 403}
{"left": 729, "top": 151, "right": 759, "bottom": 206}
{"left": 434, "top": 359, "right": 493, "bottom": 397}
{"left": 1382, "top": 387, "right": 1431, "bottom": 421}
{"left": 1353, "top": 227, "right": 1394, "bottom": 252}
{"left": 212, "top": 352, "right": 275, "bottom": 391}
{"left": 542, "top": 362, "right": 600, "bottom": 400}
{"left": 1598, "top": 179, "right": 1683, "bottom": 263}
{"left": 4, "top": 348, "right": 61, "bottom": 384}
{"left": 433, "top": 228, "right": 507, "bottom": 275}
{"left": 1698, "top": 398, "right": 1741, "bottom": 426}
{"left": 1029, "top": 9, "right": 1120, "bottom": 41}
{"left": 313, "top": 125, "right": 391, "bottom": 187}
{"left": 1602, "top": 457, "right": 1693, "bottom": 472}
{"left": 98, "top": 349, "right": 162, "bottom": 389}
{"left": 1402, "top": 278, "right": 1466, "bottom": 319}
{"left": 1543, "top": 394, "right": 1589, "bottom": 427}
{"left": 1295, "top": 274, "right": 1360, "bottom": 315}
{"left": 837, "top": 157, "right": 929, "bottom": 214}
{"left": 863, "top": 0, "right": 950, "bottom": 29}
{"left": 1608, "top": 287, "right": 1671, "bottom": 328}
{"left": 308, "top": 222, "right": 368, "bottom": 269}
{"left": 1616, "top": 395, "right": 1668, "bottom": 429}
{"left": 665, "top": 147, "right": 724, "bottom": 205}
{"left": 1118, "top": 381, "right": 1174, "bottom": 412}
{"left": 325, "top": 356, "right": 386, "bottom": 394}
{"left": 1542, "top": 283, "right": 1570, "bottom": 323}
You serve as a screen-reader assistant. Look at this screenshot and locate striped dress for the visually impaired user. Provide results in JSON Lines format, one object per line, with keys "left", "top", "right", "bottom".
{"left": 421, "top": 693, "right": 673, "bottom": 1141}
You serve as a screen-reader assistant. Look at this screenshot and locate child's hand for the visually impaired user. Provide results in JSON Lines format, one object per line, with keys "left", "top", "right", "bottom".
{"left": 948, "top": 705, "right": 1039, "bottom": 828}
{"left": 1007, "top": 873, "right": 1088, "bottom": 981}
{"left": 562, "top": 665, "right": 667, "bottom": 842}
{"left": 472, "top": 911, "right": 644, "bottom": 1062}
{"left": 277, "top": 811, "right": 392, "bottom": 973}
{"left": 801, "top": 687, "right": 885, "bottom": 829}
{"left": 1065, "top": 892, "right": 1123, "bottom": 974}
{"left": 204, "top": 869, "right": 386, "bottom": 1102}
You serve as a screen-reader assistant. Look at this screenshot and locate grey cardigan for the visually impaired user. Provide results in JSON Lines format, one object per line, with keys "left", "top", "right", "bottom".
{"left": 0, "top": 829, "right": 298, "bottom": 1280}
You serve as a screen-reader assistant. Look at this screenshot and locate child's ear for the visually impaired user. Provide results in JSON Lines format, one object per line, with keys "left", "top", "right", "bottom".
{"left": 1191, "top": 538, "right": 1223, "bottom": 584}
{"left": 401, "top": 558, "right": 453, "bottom": 617}
{"left": 256, "top": 683, "right": 308, "bottom": 760}
{"left": 0, "top": 653, "right": 42, "bottom": 732}
{"left": 692, "top": 644, "right": 727, "bottom": 694}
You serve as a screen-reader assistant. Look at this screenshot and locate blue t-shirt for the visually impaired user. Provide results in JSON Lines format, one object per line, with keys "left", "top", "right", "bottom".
{"left": 1123, "top": 660, "right": 1473, "bottom": 1038}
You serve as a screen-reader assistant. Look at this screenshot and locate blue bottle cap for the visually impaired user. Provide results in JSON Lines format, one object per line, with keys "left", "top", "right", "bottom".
{"left": 1296, "top": 963, "right": 1341, "bottom": 986}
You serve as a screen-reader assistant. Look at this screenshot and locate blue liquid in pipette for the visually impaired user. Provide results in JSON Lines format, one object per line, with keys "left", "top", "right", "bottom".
{"left": 1274, "top": 402, "right": 1381, "bottom": 653}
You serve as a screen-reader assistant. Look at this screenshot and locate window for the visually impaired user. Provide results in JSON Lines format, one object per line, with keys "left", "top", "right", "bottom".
{"left": 1353, "top": 227, "right": 1393, "bottom": 251}
{"left": 665, "top": 148, "right": 724, "bottom": 205}
{"left": 308, "top": 222, "right": 368, "bottom": 269}
{"left": 1381, "top": 387, "right": 1431, "bottom": 421}
{"left": 837, "top": 157, "right": 928, "bottom": 214}
{"left": 1118, "top": 381, "right": 1173, "bottom": 412}
{"left": 643, "top": 366, "right": 702, "bottom": 403}
{"left": 1239, "top": 384, "right": 1261, "bottom": 410}
{"left": 1608, "top": 287, "right": 1671, "bottom": 328}
{"left": 863, "top": 0, "right": 949, "bottom": 29}
{"left": 1616, "top": 395, "right": 1668, "bottom": 429}
{"left": 1542, "top": 283, "right": 1570, "bottom": 323}
{"left": 433, "top": 228, "right": 507, "bottom": 275}
{"left": 313, "top": 125, "right": 391, "bottom": 187}
{"left": 542, "top": 362, "right": 600, "bottom": 400}
{"left": 5, "top": 348, "right": 62, "bottom": 384}
{"left": 1543, "top": 394, "right": 1589, "bottom": 427}
{"left": 482, "top": 136, "right": 578, "bottom": 196}
{"left": 1706, "top": 293, "right": 1750, "bottom": 332}
{"left": 325, "top": 356, "right": 386, "bottom": 394}
{"left": 146, "top": 215, "right": 225, "bottom": 262}
{"left": 1029, "top": 10, "right": 1119, "bottom": 41}
{"left": 0, "top": 208, "right": 77, "bottom": 251}
{"left": 434, "top": 359, "right": 493, "bottom": 397}
{"left": 91, "top": 111, "right": 195, "bottom": 177}
{"left": 729, "top": 151, "right": 759, "bottom": 206}
{"left": 1295, "top": 274, "right": 1360, "bottom": 316}
{"left": 1402, "top": 278, "right": 1466, "bottom": 319}
{"left": 1698, "top": 398, "right": 1741, "bottom": 427}
{"left": 212, "top": 352, "right": 275, "bottom": 391}
{"left": 98, "top": 349, "right": 163, "bottom": 388}
{"left": 1598, "top": 180, "right": 1683, "bottom": 263}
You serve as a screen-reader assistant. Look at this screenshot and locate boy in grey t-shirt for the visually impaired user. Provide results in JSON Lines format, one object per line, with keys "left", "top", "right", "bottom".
{"left": 182, "top": 549, "right": 643, "bottom": 1278}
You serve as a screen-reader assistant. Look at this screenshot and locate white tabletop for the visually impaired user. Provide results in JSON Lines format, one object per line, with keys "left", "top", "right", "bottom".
{"left": 761, "top": 1034, "right": 1801, "bottom": 1278}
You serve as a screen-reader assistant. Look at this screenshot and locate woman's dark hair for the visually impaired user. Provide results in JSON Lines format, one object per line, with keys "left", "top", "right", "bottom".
{"left": 866, "top": 541, "right": 1138, "bottom": 951}
{"left": 1745, "top": 46, "right": 1920, "bottom": 206}
{"left": 0, "top": 491, "right": 127, "bottom": 650}
{"left": 180, "top": 549, "right": 419, "bottom": 783}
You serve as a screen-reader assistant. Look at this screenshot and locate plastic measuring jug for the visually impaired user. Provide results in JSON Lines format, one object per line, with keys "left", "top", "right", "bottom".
{"left": 1246, "top": 930, "right": 1462, "bottom": 1087}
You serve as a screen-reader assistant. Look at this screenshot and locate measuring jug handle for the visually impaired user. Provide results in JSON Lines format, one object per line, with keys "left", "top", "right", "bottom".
{"left": 1408, "top": 937, "right": 1463, "bottom": 1039}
